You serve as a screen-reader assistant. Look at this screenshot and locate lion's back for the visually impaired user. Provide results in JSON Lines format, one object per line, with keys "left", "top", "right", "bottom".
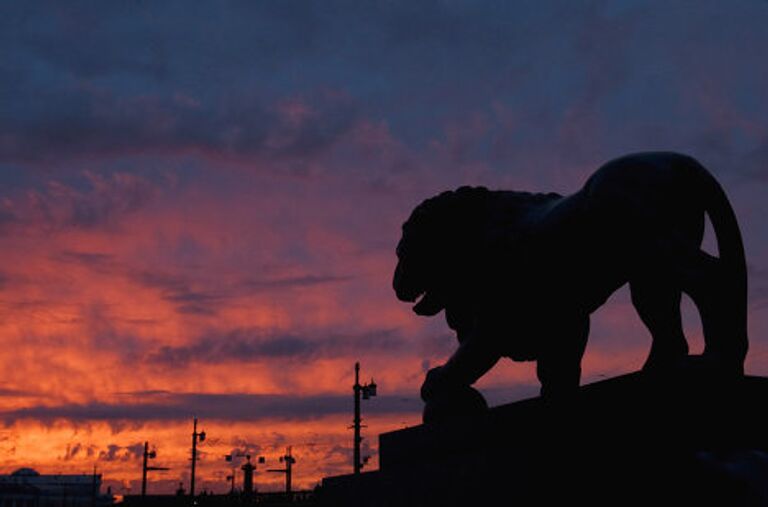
{"left": 584, "top": 152, "right": 707, "bottom": 216}
{"left": 473, "top": 190, "right": 577, "bottom": 307}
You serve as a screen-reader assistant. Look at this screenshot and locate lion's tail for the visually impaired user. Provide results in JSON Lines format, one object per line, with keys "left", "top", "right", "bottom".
{"left": 695, "top": 160, "right": 749, "bottom": 367}
{"left": 701, "top": 171, "right": 746, "bottom": 276}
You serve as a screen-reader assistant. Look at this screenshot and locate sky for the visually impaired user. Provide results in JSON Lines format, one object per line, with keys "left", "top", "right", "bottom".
{"left": 2, "top": 0, "right": 768, "bottom": 495}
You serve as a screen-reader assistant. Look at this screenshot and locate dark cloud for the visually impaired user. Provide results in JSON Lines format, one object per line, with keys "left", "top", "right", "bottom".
{"left": 75, "top": 302, "right": 148, "bottom": 362}
{"left": 57, "top": 251, "right": 115, "bottom": 265}
{"left": 0, "top": 392, "right": 421, "bottom": 425}
{"left": 242, "top": 274, "right": 353, "bottom": 291}
{"left": 2, "top": 0, "right": 767, "bottom": 184}
{"left": 0, "top": 79, "right": 359, "bottom": 169}
{"left": 63, "top": 443, "right": 81, "bottom": 460}
{"left": 54, "top": 251, "right": 117, "bottom": 272}
{"left": 0, "top": 387, "right": 37, "bottom": 397}
{"left": 0, "top": 171, "right": 160, "bottom": 232}
{"left": 115, "top": 390, "right": 171, "bottom": 397}
{"left": 98, "top": 442, "right": 145, "bottom": 462}
{"left": 0, "top": 386, "right": 537, "bottom": 426}
{"left": 61, "top": 442, "right": 98, "bottom": 461}
{"left": 130, "top": 270, "right": 225, "bottom": 316}
{"left": 2, "top": 0, "right": 362, "bottom": 170}
{"left": 147, "top": 327, "right": 405, "bottom": 366}
{"left": 225, "top": 439, "right": 264, "bottom": 465}
{"left": 130, "top": 270, "right": 350, "bottom": 317}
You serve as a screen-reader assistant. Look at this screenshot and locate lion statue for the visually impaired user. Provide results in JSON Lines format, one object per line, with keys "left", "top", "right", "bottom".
{"left": 393, "top": 152, "right": 748, "bottom": 413}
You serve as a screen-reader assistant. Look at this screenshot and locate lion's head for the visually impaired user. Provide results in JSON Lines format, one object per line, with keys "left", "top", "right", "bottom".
{"left": 393, "top": 186, "right": 490, "bottom": 316}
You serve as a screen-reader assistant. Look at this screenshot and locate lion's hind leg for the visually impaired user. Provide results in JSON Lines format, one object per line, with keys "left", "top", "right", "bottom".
{"left": 679, "top": 250, "right": 748, "bottom": 377}
{"left": 630, "top": 280, "right": 689, "bottom": 372}
{"left": 643, "top": 244, "right": 747, "bottom": 377}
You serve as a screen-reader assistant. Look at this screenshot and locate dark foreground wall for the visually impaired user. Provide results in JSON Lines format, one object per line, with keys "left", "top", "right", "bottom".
{"left": 121, "top": 491, "right": 315, "bottom": 507}
{"left": 320, "top": 372, "right": 768, "bottom": 506}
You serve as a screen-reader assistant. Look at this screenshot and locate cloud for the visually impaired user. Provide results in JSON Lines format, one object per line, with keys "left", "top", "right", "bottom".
{"left": 0, "top": 2, "right": 636, "bottom": 173}
{"left": 241, "top": 274, "right": 353, "bottom": 291}
{"left": 115, "top": 390, "right": 171, "bottom": 397}
{"left": 0, "top": 81, "right": 360, "bottom": 170}
{"left": 146, "top": 327, "right": 406, "bottom": 366}
{"left": 54, "top": 251, "right": 117, "bottom": 272}
{"left": 226, "top": 438, "right": 263, "bottom": 463}
{"left": 127, "top": 270, "right": 353, "bottom": 317}
{"left": 129, "top": 270, "right": 225, "bottom": 316}
{"left": 0, "top": 387, "right": 37, "bottom": 398}
{"left": 0, "top": 392, "right": 421, "bottom": 425}
{"left": 61, "top": 442, "right": 99, "bottom": 461}
{"left": 0, "top": 171, "right": 161, "bottom": 232}
{"left": 3, "top": 0, "right": 768, "bottom": 494}
{"left": 98, "top": 442, "right": 144, "bottom": 462}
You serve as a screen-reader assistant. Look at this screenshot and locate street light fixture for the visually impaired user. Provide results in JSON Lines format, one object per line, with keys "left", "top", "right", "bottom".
{"left": 267, "top": 447, "right": 296, "bottom": 494}
{"left": 224, "top": 451, "right": 265, "bottom": 495}
{"left": 190, "top": 417, "right": 207, "bottom": 498}
{"left": 141, "top": 441, "right": 169, "bottom": 497}
{"left": 352, "top": 362, "right": 378, "bottom": 474}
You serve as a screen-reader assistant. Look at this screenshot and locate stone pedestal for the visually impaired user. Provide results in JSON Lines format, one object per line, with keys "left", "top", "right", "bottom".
{"left": 320, "top": 372, "right": 768, "bottom": 506}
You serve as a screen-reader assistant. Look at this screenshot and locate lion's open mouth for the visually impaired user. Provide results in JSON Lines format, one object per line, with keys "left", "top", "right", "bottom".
{"left": 410, "top": 290, "right": 426, "bottom": 304}
{"left": 394, "top": 282, "right": 422, "bottom": 302}
{"left": 412, "top": 290, "right": 444, "bottom": 316}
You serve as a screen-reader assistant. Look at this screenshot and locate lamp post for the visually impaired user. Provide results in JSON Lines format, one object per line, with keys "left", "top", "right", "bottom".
{"left": 267, "top": 447, "right": 296, "bottom": 494}
{"left": 190, "top": 417, "right": 206, "bottom": 498}
{"left": 225, "top": 451, "right": 265, "bottom": 496}
{"left": 141, "top": 441, "right": 169, "bottom": 497}
{"left": 352, "top": 362, "right": 377, "bottom": 475}
{"left": 225, "top": 471, "right": 236, "bottom": 495}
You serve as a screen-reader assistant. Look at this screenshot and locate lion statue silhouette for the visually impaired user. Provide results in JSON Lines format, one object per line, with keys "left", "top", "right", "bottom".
{"left": 393, "top": 152, "right": 748, "bottom": 420}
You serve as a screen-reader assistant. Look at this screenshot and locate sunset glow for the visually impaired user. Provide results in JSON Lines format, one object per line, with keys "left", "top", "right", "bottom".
{"left": 3, "top": 0, "right": 768, "bottom": 495}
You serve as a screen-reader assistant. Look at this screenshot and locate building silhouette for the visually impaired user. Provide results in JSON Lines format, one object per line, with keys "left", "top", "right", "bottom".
{"left": 0, "top": 467, "right": 113, "bottom": 507}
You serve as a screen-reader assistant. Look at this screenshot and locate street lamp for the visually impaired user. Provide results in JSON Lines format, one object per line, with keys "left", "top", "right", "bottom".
{"left": 190, "top": 417, "right": 207, "bottom": 498}
{"left": 362, "top": 378, "right": 377, "bottom": 399}
{"left": 352, "top": 362, "right": 378, "bottom": 474}
{"left": 141, "top": 441, "right": 169, "bottom": 497}
{"left": 224, "top": 451, "right": 265, "bottom": 495}
{"left": 267, "top": 447, "right": 296, "bottom": 494}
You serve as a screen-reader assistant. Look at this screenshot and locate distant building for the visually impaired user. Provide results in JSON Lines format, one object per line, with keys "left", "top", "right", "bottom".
{"left": 0, "top": 467, "right": 113, "bottom": 507}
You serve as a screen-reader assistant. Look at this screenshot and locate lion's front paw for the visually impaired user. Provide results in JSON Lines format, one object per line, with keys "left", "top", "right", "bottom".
{"left": 420, "top": 366, "right": 447, "bottom": 402}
